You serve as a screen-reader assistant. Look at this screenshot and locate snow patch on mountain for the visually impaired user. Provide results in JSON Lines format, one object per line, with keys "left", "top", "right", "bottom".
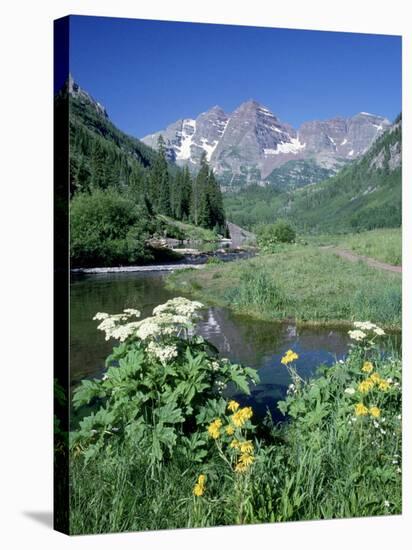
{"left": 264, "top": 138, "right": 306, "bottom": 156}
{"left": 175, "top": 119, "right": 196, "bottom": 160}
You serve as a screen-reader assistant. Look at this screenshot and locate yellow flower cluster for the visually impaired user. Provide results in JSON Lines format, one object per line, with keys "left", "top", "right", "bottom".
{"left": 193, "top": 474, "right": 206, "bottom": 497}
{"left": 358, "top": 371, "right": 391, "bottom": 394}
{"left": 361, "top": 361, "right": 374, "bottom": 373}
{"left": 281, "top": 349, "right": 299, "bottom": 365}
{"left": 234, "top": 440, "right": 255, "bottom": 473}
{"left": 231, "top": 406, "right": 253, "bottom": 428}
{"left": 207, "top": 419, "right": 223, "bottom": 439}
{"left": 354, "top": 403, "right": 381, "bottom": 418}
{"left": 225, "top": 425, "right": 235, "bottom": 436}
{"left": 228, "top": 400, "right": 240, "bottom": 412}
{"left": 354, "top": 403, "right": 369, "bottom": 416}
{"left": 206, "top": 401, "right": 256, "bottom": 475}
{"left": 369, "top": 406, "right": 381, "bottom": 418}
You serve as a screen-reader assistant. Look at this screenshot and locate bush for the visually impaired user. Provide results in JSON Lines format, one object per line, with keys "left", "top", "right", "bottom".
{"left": 257, "top": 221, "right": 296, "bottom": 252}
{"left": 70, "top": 189, "right": 154, "bottom": 267}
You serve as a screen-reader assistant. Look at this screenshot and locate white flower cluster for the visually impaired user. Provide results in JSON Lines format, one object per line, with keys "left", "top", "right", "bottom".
{"left": 352, "top": 321, "right": 385, "bottom": 336}
{"left": 152, "top": 297, "right": 204, "bottom": 319}
{"left": 211, "top": 361, "right": 220, "bottom": 372}
{"left": 216, "top": 379, "right": 227, "bottom": 394}
{"left": 93, "top": 298, "right": 205, "bottom": 344}
{"left": 348, "top": 321, "right": 385, "bottom": 341}
{"left": 347, "top": 329, "right": 367, "bottom": 341}
{"left": 135, "top": 313, "right": 191, "bottom": 340}
{"left": 344, "top": 387, "right": 356, "bottom": 395}
{"left": 93, "top": 309, "right": 141, "bottom": 341}
{"left": 146, "top": 341, "right": 178, "bottom": 365}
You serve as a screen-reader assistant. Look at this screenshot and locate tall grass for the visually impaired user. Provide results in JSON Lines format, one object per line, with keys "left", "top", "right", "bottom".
{"left": 338, "top": 228, "right": 402, "bottom": 266}
{"left": 167, "top": 247, "right": 401, "bottom": 328}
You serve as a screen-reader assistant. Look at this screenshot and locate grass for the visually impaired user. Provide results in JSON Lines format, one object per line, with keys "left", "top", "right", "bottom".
{"left": 167, "top": 246, "right": 401, "bottom": 328}
{"left": 304, "top": 228, "right": 401, "bottom": 266}
{"left": 337, "top": 228, "right": 402, "bottom": 266}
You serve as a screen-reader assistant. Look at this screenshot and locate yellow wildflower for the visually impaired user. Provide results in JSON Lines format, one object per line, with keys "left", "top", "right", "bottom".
{"left": 193, "top": 473, "right": 206, "bottom": 496}
{"left": 231, "top": 406, "right": 253, "bottom": 428}
{"left": 362, "top": 361, "right": 374, "bottom": 374}
{"left": 225, "top": 425, "right": 235, "bottom": 436}
{"left": 358, "top": 379, "right": 374, "bottom": 394}
{"left": 354, "top": 403, "right": 369, "bottom": 416}
{"left": 207, "top": 418, "right": 222, "bottom": 439}
{"left": 378, "top": 380, "right": 390, "bottom": 391}
{"left": 370, "top": 373, "right": 382, "bottom": 383}
{"left": 240, "top": 440, "right": 254, "bottom": 454}
{"left": 193, "top": 483, "right": 205, "bottom": 497}
{"left": 239, "top": 453, "right": 255, "bottom": 467}
{"left": 234, "top": 461, "right": 248, "bottom": 473}
{"left": 281, "top": 349, "right": 299, "bottom": 365}
{"left": 369, "top": 406, "right": 381, "bottom": 418}
{"left": 227, "top": 400, "right": 240, "bottom": 413}
{"left": 230, "top": 439, "right": 240, "bottom": 449}
{"left": 197, "top": 474, "right": 206, "bottom": 486}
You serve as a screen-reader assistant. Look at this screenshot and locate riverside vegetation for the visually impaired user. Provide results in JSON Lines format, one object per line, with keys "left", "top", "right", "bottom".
{"left": 168, "top": 243, "right": 401, "bottom": 329}
{"left": 69, "top": 298, "right": 401, "bottom": 533}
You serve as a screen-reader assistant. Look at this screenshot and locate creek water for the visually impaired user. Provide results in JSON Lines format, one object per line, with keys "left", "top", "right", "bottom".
{"left": 69, "top": 270, "right": 362, "bottom": 421}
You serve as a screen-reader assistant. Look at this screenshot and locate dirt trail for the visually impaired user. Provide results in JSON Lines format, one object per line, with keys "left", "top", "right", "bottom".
{"left": 320, "top": 246, "right": 402, "bottom": 274}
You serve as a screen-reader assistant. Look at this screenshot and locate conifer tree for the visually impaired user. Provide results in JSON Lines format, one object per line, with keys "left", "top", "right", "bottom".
{"left": 91, "top": 140, "right": 107, "bottom": 189}
{"left": 191, "top": 152, "right": 209, "bottom": 226}
{"left": 149, "top": 135, "right": 171, "bottom": 215}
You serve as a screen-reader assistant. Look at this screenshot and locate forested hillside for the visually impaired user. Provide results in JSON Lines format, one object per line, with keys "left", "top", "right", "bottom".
{"left": 64, "top": 79, "right": 226, "bottom": 267}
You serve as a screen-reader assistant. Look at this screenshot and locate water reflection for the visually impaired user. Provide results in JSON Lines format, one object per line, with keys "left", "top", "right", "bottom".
{"left": 70, "top": 272, "right": 356, "bottom": 420}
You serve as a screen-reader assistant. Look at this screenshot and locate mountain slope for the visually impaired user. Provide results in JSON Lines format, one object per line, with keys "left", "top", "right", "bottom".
{"left": 68, "top": 76, "right": 158, "bottom": 195}
{"left": 284, "top": 118, "right": 401, "bottom": 232}
{"left": 142, "top": 100, "right": 390, "bottom": 189}
{"left": 224, "top": 118, "right": 401, "bottom": 233}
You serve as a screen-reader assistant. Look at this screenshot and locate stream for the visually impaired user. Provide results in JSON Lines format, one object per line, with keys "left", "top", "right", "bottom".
{"left": 70, "top": 270, "right": 359, "bottom": 422}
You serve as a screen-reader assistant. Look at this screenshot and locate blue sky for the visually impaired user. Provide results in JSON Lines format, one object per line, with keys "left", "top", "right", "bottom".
{"left": 68, "top": 15, "right": 401, "bottom": 138}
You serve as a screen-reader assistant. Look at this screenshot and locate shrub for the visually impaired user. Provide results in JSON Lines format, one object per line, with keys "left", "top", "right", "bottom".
{"left": 256, "top": 221, "right": 296, "bottom": 252}
{"left": 70, "top": 189, "right": 154, "bottom": 266}
{"left": 70, "top": 298, "right": 259, "bottom": 472}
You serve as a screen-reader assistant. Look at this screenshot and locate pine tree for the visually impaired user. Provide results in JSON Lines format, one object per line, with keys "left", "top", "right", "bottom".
{"left": 207, "top": 169, "right": 225, "bottom": 232}
{"left": 149, "top": 135, "right": 171, "bottom": 215}
{"left": 91, "top": 140, "right": 107, "bottom": 189}
{"left": 191, "top": 152, "right": 209, "bottom": 226}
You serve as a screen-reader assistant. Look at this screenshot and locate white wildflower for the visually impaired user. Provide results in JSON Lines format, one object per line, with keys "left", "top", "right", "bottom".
{"left": 123, "top": 308, "right": 141, "bottom": 317}
{"left": 397, "top": 467, "right": 401, "bottom": 474}
{"left": 353, "top": 321, "right": 376, "bottom": 330}
{"left": 348, "top": 329, "right": 367, "bottom": 341}
{"left": 384, "top": 500, "right": 390, "bottom": 508}
{"left": 93, "top": 312, "right": 109, "bottom": 321}
{"left": 152, "top": 297, "right": 204, "bottom": 319}
{"left": 344, "top": 387, "right": 356, "bottom": 395}
{"left": 374, "top": 327, "right": 385, "bottom": 336}
{"left": 211, "top": 361, "right": 220, "bottom": 372}
{"left": 146, "top": 341, "right": 178, "bottom": 365}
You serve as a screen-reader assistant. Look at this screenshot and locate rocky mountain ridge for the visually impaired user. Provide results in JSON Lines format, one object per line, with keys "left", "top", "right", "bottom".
{"left": 142, "top": 100, "right": 391, "bottom": 188}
